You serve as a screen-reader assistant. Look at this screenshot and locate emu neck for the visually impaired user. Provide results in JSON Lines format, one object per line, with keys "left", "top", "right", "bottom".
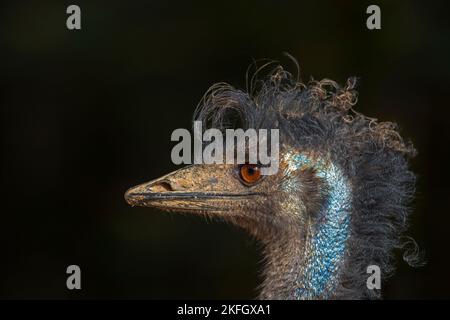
{"left": 260, "top": 152, "right": 352, "bottom": 300}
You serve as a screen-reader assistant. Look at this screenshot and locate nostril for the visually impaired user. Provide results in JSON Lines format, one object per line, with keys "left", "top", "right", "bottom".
{"left": 151, "top": 181, "right": 173, "bottom": 192}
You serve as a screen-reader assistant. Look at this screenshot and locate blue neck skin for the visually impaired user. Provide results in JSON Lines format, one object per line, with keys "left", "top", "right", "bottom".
{"left": 282, "top": 151, "right": 352, "bottom": 299}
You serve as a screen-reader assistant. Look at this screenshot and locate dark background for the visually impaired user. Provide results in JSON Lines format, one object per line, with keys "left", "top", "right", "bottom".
{"left": 1, "top": 0, "right": 449, "bottom": 299}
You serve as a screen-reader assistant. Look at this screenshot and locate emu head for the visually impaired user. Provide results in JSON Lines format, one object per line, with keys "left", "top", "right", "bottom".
{"left": 125, "top": 66, "right": 417, "bottom": 299}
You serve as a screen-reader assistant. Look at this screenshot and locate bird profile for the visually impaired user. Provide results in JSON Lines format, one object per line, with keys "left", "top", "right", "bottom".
{"left": 124, "top": 63, "right": 417, "bottom": 299}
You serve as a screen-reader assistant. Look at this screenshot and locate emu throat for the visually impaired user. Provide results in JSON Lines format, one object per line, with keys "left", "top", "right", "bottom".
{"left": 267, "top": 151, "right": 352, "bottom": 299}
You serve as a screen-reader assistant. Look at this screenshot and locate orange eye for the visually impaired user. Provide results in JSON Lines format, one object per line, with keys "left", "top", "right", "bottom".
{"left": 239, "top": 164, "right": 262, "bottom": 184}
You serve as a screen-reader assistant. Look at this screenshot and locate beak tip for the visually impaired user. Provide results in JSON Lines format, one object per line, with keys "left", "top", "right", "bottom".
{"left": 124, "top": 188, "right": 135, "bottom": 206}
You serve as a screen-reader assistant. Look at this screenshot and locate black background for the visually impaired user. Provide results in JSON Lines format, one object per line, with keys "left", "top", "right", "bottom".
{"left": 1, "top": 0, "right": 449, "bottom": 299}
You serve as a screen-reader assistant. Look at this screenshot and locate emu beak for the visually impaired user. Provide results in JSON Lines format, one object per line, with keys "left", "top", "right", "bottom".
{"left": 124, "top": 164, "right": 260, "bottom": 215}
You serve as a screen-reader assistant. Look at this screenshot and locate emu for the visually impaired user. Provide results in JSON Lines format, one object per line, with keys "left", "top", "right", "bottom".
{"left": 124, "top": 65, "right": 417, "bottom": 299}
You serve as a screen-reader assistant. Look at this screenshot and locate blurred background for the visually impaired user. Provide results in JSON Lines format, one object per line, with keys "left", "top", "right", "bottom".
{"left": 0, "top": 0, "right": 449, "bottom": 299}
